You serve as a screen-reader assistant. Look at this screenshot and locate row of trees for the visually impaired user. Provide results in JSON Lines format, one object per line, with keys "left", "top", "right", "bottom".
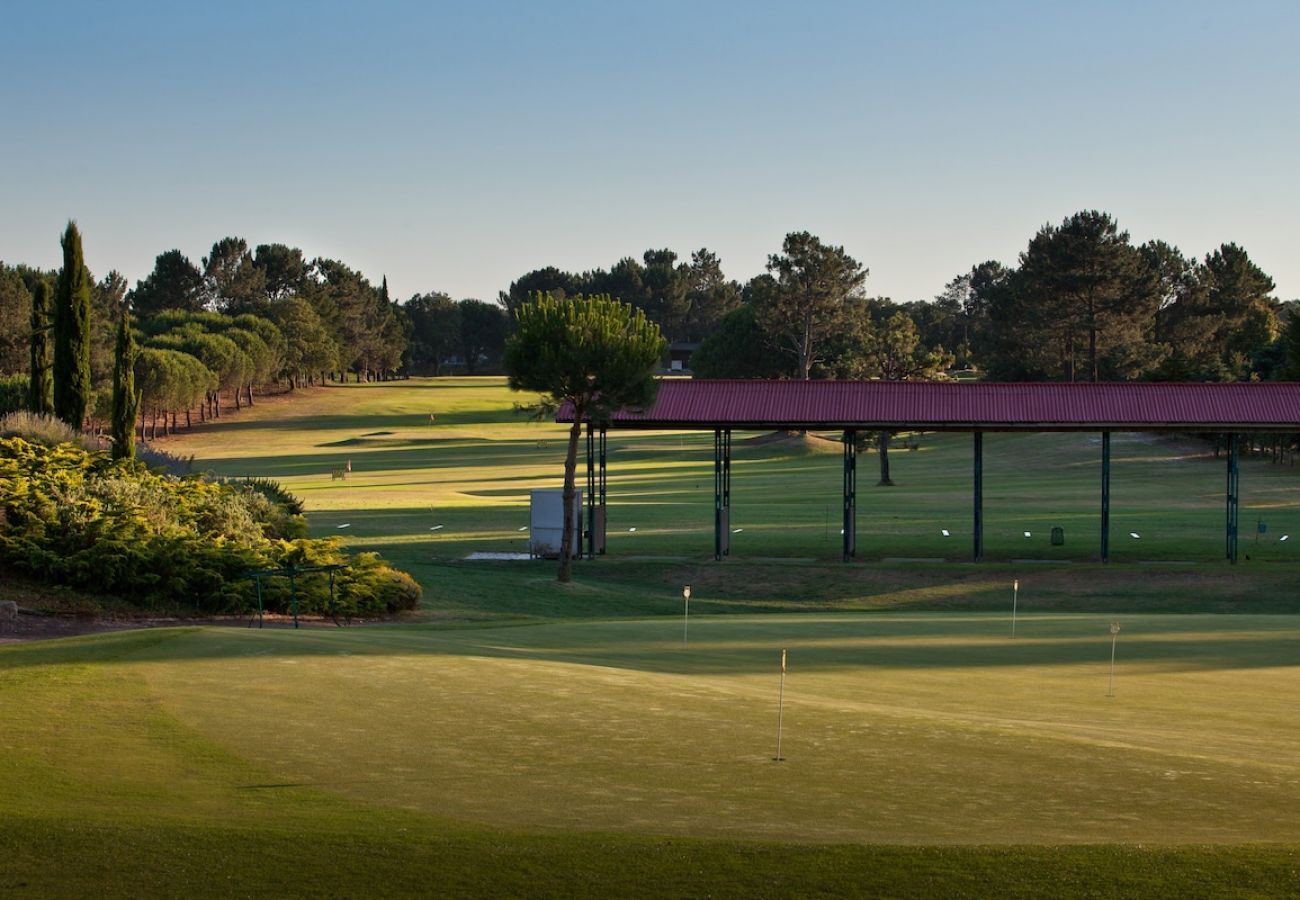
{"left": 502, "top": 213, "right": 1295, "bottom": 387}
{"left": 5, "top": 227, "right": 389, "bottom": 447}
{"left": 126, "top": 239, "right": 405, "bottom": 383}
{"left": 4, "top": 211, "right": 1294, "bottom": 455}
{"left": 500, "top": 248, "right": 743, "bottom": 344}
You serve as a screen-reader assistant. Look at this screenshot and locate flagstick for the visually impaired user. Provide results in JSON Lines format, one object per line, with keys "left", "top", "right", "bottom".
{"left": 682, "top": 585, "right": 691, "bottom": 645}
{"left": 1107, "top": 622, "right": 1121, "bottom": 697}
{"left": 1012, "top": 579, "right": 1019, "bottom": 638}
{"left": 775, "top": 649, "right": 787, "bottom": 762}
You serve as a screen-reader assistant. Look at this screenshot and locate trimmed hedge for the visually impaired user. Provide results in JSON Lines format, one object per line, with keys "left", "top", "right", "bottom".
{"left": 0, "top": 437, "right": 420, "bottom": 615}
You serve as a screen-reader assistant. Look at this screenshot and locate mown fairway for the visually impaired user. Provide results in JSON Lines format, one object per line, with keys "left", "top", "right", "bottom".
{"left": 5, "top": 378, "right": 1300, "bottom": 897}
{"left": 168, "top": 377, "right": 1300, "bottom": 570}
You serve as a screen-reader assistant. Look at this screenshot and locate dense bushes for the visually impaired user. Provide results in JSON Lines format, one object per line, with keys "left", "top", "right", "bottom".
{"left": 0, "top": 437, "right": 421, "bottom": 616}
{"left": 0, "top": 374, "right": 29, "bottom": 416}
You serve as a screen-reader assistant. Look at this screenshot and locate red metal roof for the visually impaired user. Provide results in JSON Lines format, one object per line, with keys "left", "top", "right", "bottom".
{"left": 557, "top": 380, "right": 1300, "bottom": 431}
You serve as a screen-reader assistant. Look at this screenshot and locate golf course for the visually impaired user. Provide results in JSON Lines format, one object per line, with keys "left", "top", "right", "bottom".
{"left": 5, "top": 377, "right": 1300, "bottom": 897}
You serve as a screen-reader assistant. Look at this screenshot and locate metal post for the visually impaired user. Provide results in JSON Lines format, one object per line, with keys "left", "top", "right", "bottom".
{"left": 598, "top": 427, "right": 607, "bottom": 554}
{"left": 1227, "top": 433, "right": 1239, "bottom": 564}
{"left": 1101, "top": 430, "right": 1111, "bottom": 563}
{"left": 843, "top": 430, "right": 857, "bottom": 562}
{"left": 723, "top": 428, "right": 731, "bottom": 543}
{"left": 586, "top": 422, "right": 595, "bottom": 560}
{"left": 973, "top": 431, "right": 984, "bottom": 562}
{"left": 714, "top": 429, "right": 724, "bottom": 560}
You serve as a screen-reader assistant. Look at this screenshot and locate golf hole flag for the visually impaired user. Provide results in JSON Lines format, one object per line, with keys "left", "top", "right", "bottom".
{"left": 781, "top": 649, "right": 787, "bottom": 673}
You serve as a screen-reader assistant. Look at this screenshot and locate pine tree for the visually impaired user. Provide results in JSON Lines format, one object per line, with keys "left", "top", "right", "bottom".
{"left": 504, "top": 293, "right": 666, "bottom": 583}
{"left": 29, "top": 279, "right": 55, "bottom": 415}
{"left": 53, "top": 222, "right": 93, "bottom": 428}
{"left": 111, "top": 309, "right": 138, "bottom": 460}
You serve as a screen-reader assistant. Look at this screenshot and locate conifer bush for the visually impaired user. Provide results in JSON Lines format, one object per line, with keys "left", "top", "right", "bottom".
{"left": 0, "top": 437, "right": 421, "bottom": 615}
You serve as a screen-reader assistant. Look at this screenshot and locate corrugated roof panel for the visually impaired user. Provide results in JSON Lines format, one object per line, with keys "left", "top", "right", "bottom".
{"left": 558, "top": 380, "right": 1300, "bottom": 430}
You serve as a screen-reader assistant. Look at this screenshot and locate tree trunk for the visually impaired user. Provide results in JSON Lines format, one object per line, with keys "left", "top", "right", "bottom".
{"left": 246, "top": 384, "right": 254, "bottom": 406}
{"left": 877, "top": 431, "right": 894, "bottom": 486}
{"left": 233, "top": 387, "right": 242, "bottom": 410}
{"left": 558, "top": 414, "right": 584, "bottom": 583}
{"left": 185, "top": 409, "right": 191, "bottom": 428}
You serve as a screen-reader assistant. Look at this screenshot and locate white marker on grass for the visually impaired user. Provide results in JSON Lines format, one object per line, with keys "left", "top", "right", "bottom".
{"left": 941, "top": 529, "right": 950, "bottom": 537}
{"left": 517, "top": 526, "right": 528, "bottom": 532}
{"left": 1024, "top": 531, "right": 1032, "bottom": 538}
{"left": 429, "top": 524, "right": 444, "bottom": 531}
{"left": 732, "top": 528, "right": 743, "bottom": 534}
{"left": 336, "top": 523, "right": 351, "bottom": 529}
{"left": 1129, "top": 532, "right": 1140, "bottom": 539}
{"left": 1281, "top": 535, "right": 1290, "bottom": 542}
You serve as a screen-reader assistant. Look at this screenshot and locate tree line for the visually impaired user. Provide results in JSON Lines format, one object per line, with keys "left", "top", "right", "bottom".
{"left": 501, "top": 212, "right": 1297, "bottom": 386}
{"left": 0, "top": 227, "right": 525, "bottom": 444}
{"left": 2, "top": 211, "right": 1294, "bottom": 454}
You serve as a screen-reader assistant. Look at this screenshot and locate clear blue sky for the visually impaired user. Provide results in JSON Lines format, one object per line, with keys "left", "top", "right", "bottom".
{"left": 4, "top": 1, "right": 1298, "bottom": 303}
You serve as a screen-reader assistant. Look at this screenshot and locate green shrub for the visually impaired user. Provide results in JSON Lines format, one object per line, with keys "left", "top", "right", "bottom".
{"left": 0, "top": 375, "right": 29, "bottom": 416}
{"left": 0, "top": 437, "right": 421, "bottom": 614}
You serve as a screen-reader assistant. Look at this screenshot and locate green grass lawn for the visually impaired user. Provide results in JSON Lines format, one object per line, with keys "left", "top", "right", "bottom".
{"left": 5, "top": 377, "right": 1300, "bottom": 897}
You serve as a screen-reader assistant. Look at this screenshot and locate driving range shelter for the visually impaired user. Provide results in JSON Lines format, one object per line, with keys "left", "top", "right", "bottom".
{"left": 558, "top": 380, "right": 1300, "bottom": 564}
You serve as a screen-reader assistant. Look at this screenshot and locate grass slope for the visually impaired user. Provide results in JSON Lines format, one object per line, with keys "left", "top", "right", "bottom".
{"left": 5, "top": 378, "right": 1300, "bottom": 896}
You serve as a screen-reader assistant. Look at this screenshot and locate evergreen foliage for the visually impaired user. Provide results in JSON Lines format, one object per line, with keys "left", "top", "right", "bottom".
{"left": 0, "top": 437, "right": 421, "bottom": 614}
{"left": 29, "top": 279, "right": 54, "bottom": 414}
{"left": 690, "top": 304, "right": 792, "bottom": 378}
{"left": 111, "top": 310, "right": 138, "bottom": 460}
{"left": 0, "top": 375, "right": 31, "bottom": 416}
{"left": 0, "top": 266, "right": 34, "bottom": 375}
{"left": 756, "top": 232, "right": 868, "bottom": 380}
{"left": 127, "top": 249, "right": 204, "bottom": 317}
{"left": 53, "top": 222, "right": 94, "bottom": 427}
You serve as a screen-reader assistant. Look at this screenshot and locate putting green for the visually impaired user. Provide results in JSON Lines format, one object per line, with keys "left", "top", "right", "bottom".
{"left": 126, "top": 612, "right": 1300, "bottom": 845}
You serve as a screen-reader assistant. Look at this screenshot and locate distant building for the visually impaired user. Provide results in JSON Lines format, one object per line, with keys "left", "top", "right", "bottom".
{"left": 666, "top": 341, "right": 699, "bottom": 373}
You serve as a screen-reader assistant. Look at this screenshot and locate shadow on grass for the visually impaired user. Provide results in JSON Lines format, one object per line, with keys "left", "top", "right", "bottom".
{"left": 5, "top": 612, "right": 1300, "bottom": 679}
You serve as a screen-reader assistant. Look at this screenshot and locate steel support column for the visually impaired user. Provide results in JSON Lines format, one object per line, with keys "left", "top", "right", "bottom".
{"left": 843, "top": 430, "right": 857, "bottom": 562}
{"left": 973, "top": 431, "right": 984, "bottom": 562}
{"left": 596, "top": 427, "right": 607, "bottom": 554}
{"left": 1100, "top": 430, "right": 1111, "bottom": 563}
{"left": 1227, "top": 433, "right": 1239, "bottom": 564}
{"left": 714, "top": 429, "right": 731, "bottom": 560}
{"left": 585, "top": 422, "right": 595, "bottom": 560}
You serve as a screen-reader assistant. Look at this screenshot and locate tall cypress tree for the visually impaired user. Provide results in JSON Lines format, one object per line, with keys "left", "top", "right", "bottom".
{"left": 29, "top": 279, "right": 55, "bottom": 415}
{"left": 53, "top": 222, "right": 93, "bottom": 428}
{"left": 111, "top": 309, "right": 138, "bottom": 460}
